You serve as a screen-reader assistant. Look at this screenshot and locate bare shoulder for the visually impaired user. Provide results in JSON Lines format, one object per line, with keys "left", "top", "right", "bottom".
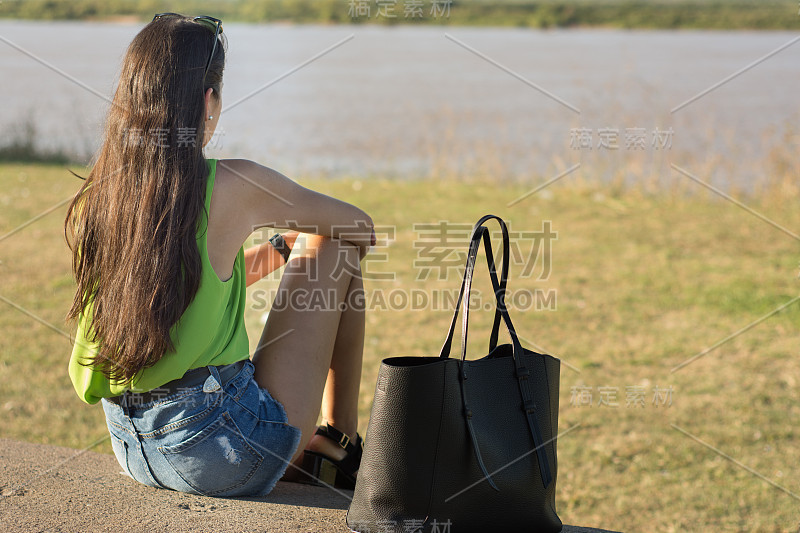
{"left": 214, "top": 158, "right": 305, "bottom": 231}
{"left": 214, "top": 158, "right": 275, "bottom": 202}
{"left": 213, "top": 158, "right": 372, "bottom": 247}
{"left": 211, "top": 159, "right": 268, "bottom": 237}
{"left": 209, "top": 158, "right": 251, "bottom": 213}
{"left": 215, "top": 158, "right": 287, "bottom": 190}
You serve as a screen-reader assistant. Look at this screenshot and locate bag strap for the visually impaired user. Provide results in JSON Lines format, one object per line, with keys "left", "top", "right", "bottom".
{"left": 444, "top": 215, "right": 521, "bottom": 362}
{"left": 487, "top": 229, "right": 508, "bottom": 353}
{"left": 479, "top": 238, "right": 553, "bottom": 487}
{"left": 438, "top": 215, "right": 510, "bottom": 360}
{"left": 441, "top": 215, "right": 553, "bottom": 488}
{"left": 459, "top": 219, "right": 523, "bottom": 362}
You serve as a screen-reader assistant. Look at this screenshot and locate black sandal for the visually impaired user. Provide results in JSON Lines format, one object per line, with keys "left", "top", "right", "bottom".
{"left": 299, "top": 423, "right": 363, "bottom": 490}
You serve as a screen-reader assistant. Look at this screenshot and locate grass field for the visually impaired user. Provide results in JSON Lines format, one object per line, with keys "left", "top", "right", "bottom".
{"left": 0, "top": 162, "right": 798, "bottom": 531}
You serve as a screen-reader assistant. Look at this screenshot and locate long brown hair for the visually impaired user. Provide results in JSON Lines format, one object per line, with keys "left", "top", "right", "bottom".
{"left": 64, "top": 15, "right": 226, "bottom": 384}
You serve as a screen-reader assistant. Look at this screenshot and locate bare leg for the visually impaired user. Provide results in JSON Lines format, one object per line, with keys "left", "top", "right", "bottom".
{"left": 251, "top": 234, "right": 364, "bottom": 478}
{"left": 321, "top": 272, "right": 364, "bottom": 436}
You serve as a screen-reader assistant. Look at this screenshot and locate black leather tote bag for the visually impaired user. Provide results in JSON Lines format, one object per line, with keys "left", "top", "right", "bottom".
{"left": 347, "top": 214, "right": 562, "bottom": 533}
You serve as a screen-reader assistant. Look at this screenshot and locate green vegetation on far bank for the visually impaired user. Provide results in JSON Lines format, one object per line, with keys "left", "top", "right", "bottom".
{"left": 1, "top": 0, "right": 799, "bottom": 30}
{"left": 0, "top": 121, "right": 73, "bottom": 165}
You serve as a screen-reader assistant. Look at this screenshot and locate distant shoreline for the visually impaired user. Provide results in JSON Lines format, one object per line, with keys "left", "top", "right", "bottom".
{"left": 1, "top": 1, "right": 799, "bottom": 30}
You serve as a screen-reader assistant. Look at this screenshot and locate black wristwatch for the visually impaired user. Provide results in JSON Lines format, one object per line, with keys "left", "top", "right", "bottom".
{"left": 268, "top": 233, "right": 291, "bottom": 262}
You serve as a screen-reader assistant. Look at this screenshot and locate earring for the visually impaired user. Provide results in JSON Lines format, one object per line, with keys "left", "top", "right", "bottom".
{"left": 207, "top": 115, "right": 213, "bottom": 121}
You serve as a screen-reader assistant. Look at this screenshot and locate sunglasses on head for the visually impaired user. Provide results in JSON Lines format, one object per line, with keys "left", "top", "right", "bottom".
{"left": 152, "top": 13, "right": 223, "bottom": 83}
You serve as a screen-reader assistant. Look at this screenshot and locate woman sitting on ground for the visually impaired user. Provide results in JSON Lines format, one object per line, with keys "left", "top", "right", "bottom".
{"left": 64, "top": 13, "right": 373, "bottom": 497}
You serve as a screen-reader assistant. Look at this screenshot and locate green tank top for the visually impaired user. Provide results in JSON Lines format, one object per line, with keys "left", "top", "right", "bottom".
{"left": 68, "top": 159, "right": 250, "bottom": 404}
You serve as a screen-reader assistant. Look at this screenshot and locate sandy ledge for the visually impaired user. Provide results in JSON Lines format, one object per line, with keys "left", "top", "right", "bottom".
{"left": 0, "top": 438, "right": 622, "bottom": 532}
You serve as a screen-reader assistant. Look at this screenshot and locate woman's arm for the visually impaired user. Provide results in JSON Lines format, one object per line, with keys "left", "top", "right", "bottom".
{"left": 243, "top": 231, "right": 300, "bottom": 287}
{"left": 218, "top": 159, "right": 374, "bottom": 258}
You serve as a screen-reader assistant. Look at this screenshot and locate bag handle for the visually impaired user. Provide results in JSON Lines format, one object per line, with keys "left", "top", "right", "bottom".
{"left": 459, "top": 217, "right": 523, "bottom": 364}
{"left": 439, "top": 214, "right": 553, "bottom": 489}
{"left": 438, "top": 215, "right": 513, "bottom": 361}
{"left": 482, "top": 224, "right": 508, "bottom": 353}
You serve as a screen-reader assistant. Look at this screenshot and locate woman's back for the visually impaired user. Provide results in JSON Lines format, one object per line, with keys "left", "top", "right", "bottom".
{"left": 69, "top": 159, "right": 250, "bottom": 404}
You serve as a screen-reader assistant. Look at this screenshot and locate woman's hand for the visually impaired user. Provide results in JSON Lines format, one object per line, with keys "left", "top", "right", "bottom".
{"left": 346, "top": 216, "right": 374, "bottom": 262}
{"left": 243, "top": 231, "right": 303, "bottom": 286}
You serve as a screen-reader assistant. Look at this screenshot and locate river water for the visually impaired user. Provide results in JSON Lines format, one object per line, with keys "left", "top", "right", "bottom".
{"left": 1, "top": 20, "right": 798, "bottom": 185}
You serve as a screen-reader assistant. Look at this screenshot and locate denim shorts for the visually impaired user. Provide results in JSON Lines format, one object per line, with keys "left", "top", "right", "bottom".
{"left": 101, "top": 359, "right": 302, "bottom": 497}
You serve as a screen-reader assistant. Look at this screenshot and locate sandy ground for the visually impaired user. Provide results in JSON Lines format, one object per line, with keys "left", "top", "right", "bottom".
{"left": 0, "top": 438, "right": 621, "bottom": 532}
